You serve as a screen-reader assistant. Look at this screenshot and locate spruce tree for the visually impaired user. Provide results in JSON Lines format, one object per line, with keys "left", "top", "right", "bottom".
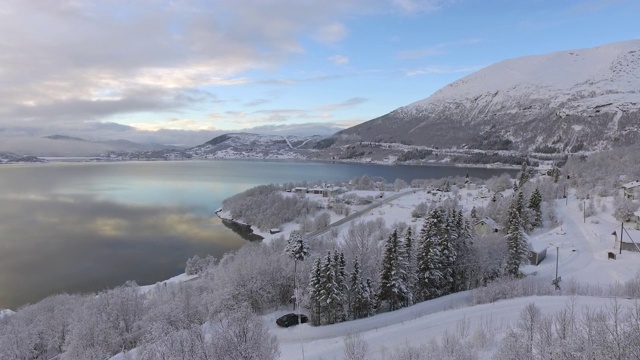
{"left": 307, "top": 258, "right": 323, "bottom": 325}
{"left": 402, "top": 227, "right": 417, "bottom": 306}
{"left": 319, "top": 252, "right": 340, "bottom": 324}
{"left": 439, "top": 211, "right": 457, "bottom": 295}
{"left": 518, "top": 162, "right": 530, "bottom": 188}
{"left": 528, "top": 188, "right": 543, "bottom": 229}
{"left": 348, "top": 257, "right": 362, "bottom": 319}
{"left": 451, "top": 210, "right": 472, "bottom": 292}
{"left": 416, "top": 209, "right": 444, "bottom": 301}
{"left": 505, "top": 198, "right": 530, "bottom": 277}
{"left": 378, "top": 229, "right": 408, "bottom": 311}
{"left": 284, "top": 230, "right": 310, "bottom": 312}
{"left": 334, "top": 250, "right": 347, "bottom": 321}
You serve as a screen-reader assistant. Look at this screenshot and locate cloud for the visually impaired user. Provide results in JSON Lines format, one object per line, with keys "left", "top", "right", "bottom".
{"left": 244, "top": 98, "right": 272, "bottom": 107}
{"left": 0, "top": 0, "right": 365, "bottom": 134}
{"left": 328, "top": 55, "right": 350, "bottom": 65}
{"left": 404, "top": 64, "right": 485, "bottom": 76}
{"left": 314, "top": 22, "right": 348, "bottom": 44}
{"left": 320, "top": 97, "right": 369, "bottom": 111}
{"left": 392, "top": 0, "right": 455, "bottom": 14}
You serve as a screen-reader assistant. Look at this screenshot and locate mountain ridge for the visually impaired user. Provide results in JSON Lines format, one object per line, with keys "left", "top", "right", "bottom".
{"left": 338, "top": 39, "right": 640, "bottom": 152}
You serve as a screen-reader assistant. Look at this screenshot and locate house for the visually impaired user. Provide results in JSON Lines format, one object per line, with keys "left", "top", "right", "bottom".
{"left": 474, "top": 218, "right": 503, "bottom": 236}
{"left": 528, "top": 238, "right": 548, "bottom": 266}
{"left": 612, "top": 229, "right": 640, "bottom": 252}
{"left": 622, "top": 180, "right": 640, "bottom": 199}
{"left": 293, "top": 187, "right": 308, "bottom": 194}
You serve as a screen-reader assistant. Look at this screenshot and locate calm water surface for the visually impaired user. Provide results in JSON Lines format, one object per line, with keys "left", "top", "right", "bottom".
{"left": 0, "top": 160, "right": 514, "bottom": 309}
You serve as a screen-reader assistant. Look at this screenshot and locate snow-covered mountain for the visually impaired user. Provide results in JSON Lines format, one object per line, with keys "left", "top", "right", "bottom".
{"left": 338, "top": 40, "right": 640, "bottom": 152}
{"left": 0, "top": 151, "right": 46, "bottom": 163}
{"left": 187, "top": 132, "right": 326, "bottom": 159}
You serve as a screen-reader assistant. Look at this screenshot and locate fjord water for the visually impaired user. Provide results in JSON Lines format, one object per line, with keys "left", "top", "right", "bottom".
{"left": 0, "top": 160, "right": 513, "bottom": 309}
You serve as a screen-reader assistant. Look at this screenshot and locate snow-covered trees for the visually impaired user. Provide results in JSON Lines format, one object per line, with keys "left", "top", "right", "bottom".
{"left": 284, "top": 230, "right": 310, "bottom": 312}
{"left": 66, "top": 281, "right": 145, "bottom": 359}
{"left": 504, "top": 192, "right": 530, "bottom": 277}
{"left": 208, "top": 305, "right": 280, "bottom": 360}
{"left": 415, "top": 208, "right": 469, "bottom": 301}
{"left": 378, "top": 230, "right": 409, "bottom": 311}
{"left": 343, "top": 333, "right": 370, "bottom": 360}
{"left": 223, "top": 184, "right": 321, "bottom": 231}
{"left": 485, "top": 173, "right": 513, "bottom": 193}
{"left": 416, "top": 209, "right": 445, "bottom": 301}
{"left": 613, "top": 195, "right": 640, "bottom": 222}
{"left": 185, "top": 254, "right": 216, "bottom": 275}
{"left": 0, "top": 293, "right": 81, "bottom": 360}
{"left": 528, "top": 188, "right": 543, "bottom": 229}
{"left": 347, "top": 257, "right": 375, "bottom": 320}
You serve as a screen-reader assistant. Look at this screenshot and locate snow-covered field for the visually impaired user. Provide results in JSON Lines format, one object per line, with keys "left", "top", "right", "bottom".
{"left": 273, "top": 295, "right": 637, "bottom": 360}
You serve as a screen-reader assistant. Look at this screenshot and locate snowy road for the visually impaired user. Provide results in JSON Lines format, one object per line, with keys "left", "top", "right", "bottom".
{"left": 307, "top": 189, "right": 417, "bottom": 239}
{"left": 523, "top": 193, "right": 640, "bottom": 286}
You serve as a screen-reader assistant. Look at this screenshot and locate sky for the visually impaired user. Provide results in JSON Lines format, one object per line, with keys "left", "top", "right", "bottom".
{"left": 1, "top": 0, "right": 639, "bottom": 147}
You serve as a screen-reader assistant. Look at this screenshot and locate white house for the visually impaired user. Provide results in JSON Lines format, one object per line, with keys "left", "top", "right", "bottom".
{"left": 622, "top": 180, "right": 640, "bottom": 199}
{"left": 474, "top": 218, "right": 503, "bottom": 236}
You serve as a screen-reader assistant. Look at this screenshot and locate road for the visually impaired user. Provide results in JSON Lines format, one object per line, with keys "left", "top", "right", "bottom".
{"left": 306, "top": 189, "right": 417, "bottom": 239}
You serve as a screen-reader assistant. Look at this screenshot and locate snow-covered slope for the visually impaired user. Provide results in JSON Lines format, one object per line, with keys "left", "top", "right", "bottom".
{"left": 339, "top": 40, "right": 640, "bottom": 152}
{"left": 188, "top": 132, "right": 325, "bottom": 159}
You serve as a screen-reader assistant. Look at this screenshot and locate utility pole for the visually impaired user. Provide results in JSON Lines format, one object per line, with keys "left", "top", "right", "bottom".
{"left": 551, "top": 244, "right": 561, "bottom": 290}
{"left": 620, "top": 222, "right": 624, "bottom": 255}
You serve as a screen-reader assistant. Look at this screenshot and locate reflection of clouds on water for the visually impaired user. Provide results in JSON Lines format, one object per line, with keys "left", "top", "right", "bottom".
{"left": 0, "top": 192, "right": 246, "bottom": 309}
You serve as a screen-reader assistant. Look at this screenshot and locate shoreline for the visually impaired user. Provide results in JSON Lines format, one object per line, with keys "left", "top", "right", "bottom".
{"left": 3, "top": 155, "right": 534, "bottom": 171}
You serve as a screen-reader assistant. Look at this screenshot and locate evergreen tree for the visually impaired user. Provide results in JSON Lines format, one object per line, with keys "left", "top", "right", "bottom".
{"left": 439, "top": 211, "right": 458, "bottom": 295}
{"left": 378, "top": 230, "right": 408, "bottom": 312}
{"left": 333, "top": 250, "right": 347, "bottom": 321}
{"left": 451, "top": 210, "right": 472, "bottom": 292}
{"left": 505, "top": 197, "right": 530, "bottom": 277}
{"left": 348, "top": 257, "right": 373, "bottom": 320}
{"left": 518, "top": 162, "right": 530, "bottom": 188}
{"left": 319, "top": 252, "right": 341, "bottom": 324}
{"left": 284, "top": 230, "right": 310, "bottom": 312}
{"left": 470, "top": 206, "right": 478, "bottom": 221}
{"left": 416, "top": 209, "right": 444, "bottom": 301}
{"left": 402, "top": 228, "right": 417, "bottom": 306}
{"left": 528, "top": 188, "right": 543, "bottom": 229}
{"left": 307, "top": 258, "right": 323, "bottom": 325}
{"left": 442, "top": 180, "right": 451, "bottom": 192}
{"left": 515, "top": 190, "right": 527, "bottom": 230}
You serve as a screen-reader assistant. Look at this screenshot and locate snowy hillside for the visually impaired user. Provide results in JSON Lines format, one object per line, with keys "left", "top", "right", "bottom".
{"left": 187, "top": 132, "right": 325, "bottom": 159}
{"left": 339, "top": 40, "right": 640, "bottom": 152}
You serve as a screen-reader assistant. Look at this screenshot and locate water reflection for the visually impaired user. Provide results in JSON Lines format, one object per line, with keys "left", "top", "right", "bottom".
{"left": 0, "top": 191, "right": 244, "bottom": 309}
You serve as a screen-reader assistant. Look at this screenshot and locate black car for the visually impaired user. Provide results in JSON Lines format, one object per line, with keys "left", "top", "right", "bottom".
{"left": 276, "top": 313, "right": 308, "bottom": 327}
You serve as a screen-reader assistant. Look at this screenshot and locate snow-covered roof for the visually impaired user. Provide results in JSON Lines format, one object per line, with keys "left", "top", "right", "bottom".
{"left": 476, "top": 218, "right": 502, "bottom": 229}
{"left": 528, "top": 238, "right": 549, "bottom": 253}
{"left": 621, "top": 180, "right": 640, "bottom": 189}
